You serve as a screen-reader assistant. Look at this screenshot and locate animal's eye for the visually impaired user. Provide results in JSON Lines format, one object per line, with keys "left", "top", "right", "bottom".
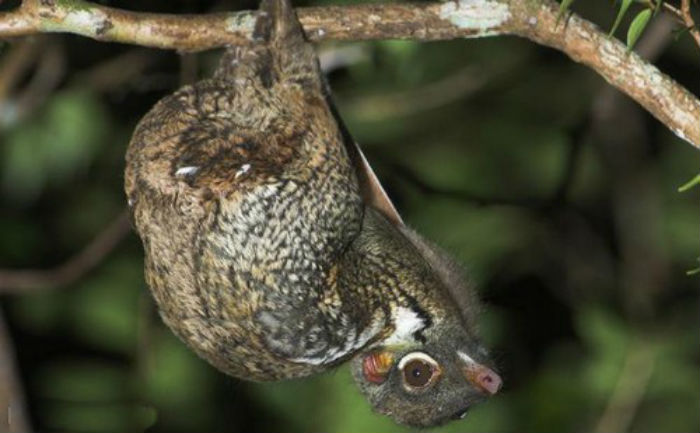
{"left": 403, "top": 360, "right": 433, "bottom": 387}
{"left": 398, "top": 352, "right": 441, "bottom": 389}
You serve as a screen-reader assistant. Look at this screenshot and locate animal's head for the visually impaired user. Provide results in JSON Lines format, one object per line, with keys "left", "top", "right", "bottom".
{"left": 350, "top": 312, "right": 501, "bottom": 427}
{"left": 349, "top": 215, "right": 501, "bottom": 427}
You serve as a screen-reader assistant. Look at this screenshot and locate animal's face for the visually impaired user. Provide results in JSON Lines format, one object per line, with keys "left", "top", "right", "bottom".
{"left": 350, "top": 318, "right": 501, "bottom": 427}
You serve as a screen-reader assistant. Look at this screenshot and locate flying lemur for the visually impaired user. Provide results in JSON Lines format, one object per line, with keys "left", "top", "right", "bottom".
{"left": 124, "top": 0, "right": 501, "bottom": 427}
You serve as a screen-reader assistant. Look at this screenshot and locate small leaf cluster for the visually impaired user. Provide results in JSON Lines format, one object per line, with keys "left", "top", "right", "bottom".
{"left": 558, "top": 0, "right": 671, "bottom": 50}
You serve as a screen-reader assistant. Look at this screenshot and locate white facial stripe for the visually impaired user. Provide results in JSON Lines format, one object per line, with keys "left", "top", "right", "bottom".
{"left": 398, "top": 352, "right": 438, "bottom": 370}
{"left": 457, "top": 350, "right": 476, "bottom": 365}
{"left": 384, "top": 306, "right": 425, "bottom": 345}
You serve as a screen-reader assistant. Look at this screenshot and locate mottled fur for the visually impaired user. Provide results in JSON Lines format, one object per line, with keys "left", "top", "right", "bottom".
{"left": 125, "top": 0, "right": 498, "bottom": 427}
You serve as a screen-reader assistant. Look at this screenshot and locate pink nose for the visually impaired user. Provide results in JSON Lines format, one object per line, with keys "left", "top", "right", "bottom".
{"left": 464, "top": 364, "right": 502, "bottom": 395}
{"left": 475, "top": 367, "right": 502, "bottom": 395}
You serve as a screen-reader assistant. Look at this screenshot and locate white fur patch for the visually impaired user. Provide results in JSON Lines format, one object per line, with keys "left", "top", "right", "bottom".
{"left": 384, "top": 306, "right": 425, "bottom": 345}
{"left": 175, "top": 166, "right": 199, "bottom": 176}
{"left": 457, "top": 350, "right": 476, "bottom": 365}
{"left": 235, "top": 163, "right": 251, "bottom": 178}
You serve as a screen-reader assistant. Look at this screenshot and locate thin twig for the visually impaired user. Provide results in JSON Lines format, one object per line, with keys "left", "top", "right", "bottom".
{"left": 71, "top": 49, "right": 158, "bottom": 93}
{"left": 343, "top": 65, "right": 487, "bottom": 122}
{"left": 587, "top": 18, "right": 669, "bottom": 315}
{"left": 0, "top": 310, "right": 33, "bottom": 433}
{"left": 0, "top": 38, "right": 41, "bottom": 102}
{"left": 0, "top": 211, "right": 131, "bottom": 293}
{"left": 589, "top": 15, "right": 674, "bottom": 318}
{"left": 389, "top": 162, "right": 549, "bottom": 209}
{"left": 648, "top": 0, "right": 700, "bottom": 48}
{"left": 592, "top": 339, "right": 657, "bottom": 433}
{"left": 0, "top": 0, "right": 697, "bottom": 148}
{"left": 680, "top": 0, "right": 700, "bottom": 47}
{"left": 9, "top": 39, "right": 65, "bottom": 125}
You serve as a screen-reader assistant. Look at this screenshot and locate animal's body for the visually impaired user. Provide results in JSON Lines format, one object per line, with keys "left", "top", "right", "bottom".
{"left": 125, "top": 0, "right": 501, "bottom": 426}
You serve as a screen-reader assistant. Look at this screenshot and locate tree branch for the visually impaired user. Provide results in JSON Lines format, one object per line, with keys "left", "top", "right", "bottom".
{"left": 680, "top": 0, "right": 700, "bottom": 47}
{"left": 0, "top": 211, "right": 131, "bottom": 293}
{"left": 0, "top": 0, "right": 698, "bottom": 148}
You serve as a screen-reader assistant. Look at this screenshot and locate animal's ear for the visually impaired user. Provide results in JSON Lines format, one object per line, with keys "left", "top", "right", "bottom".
{"left": 347, "top": 140, "right": 404, "bottom": 226}
{"left": 323, "top": 88, "right": 404, "bottom": 226}
{"left": 362, "top": 351, "right": 394, "bottom": 384}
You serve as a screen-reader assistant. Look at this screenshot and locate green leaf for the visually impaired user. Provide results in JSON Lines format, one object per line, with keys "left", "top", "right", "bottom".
{"left": 677, "top": 173, "right": 700, "bottom": 192}
{"left": 609, "top": 0, "right": 635, "bottom": 37}
{"left": 557, "top": 0, "right": 575, "bottom": 24}
{"left": 627, "top": 9, "right": 653, "bottom": 49}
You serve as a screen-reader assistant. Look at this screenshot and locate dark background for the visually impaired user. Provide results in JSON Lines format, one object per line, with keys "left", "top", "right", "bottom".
{"left": 0, "top": 0, "right": 698, "bottom": 432}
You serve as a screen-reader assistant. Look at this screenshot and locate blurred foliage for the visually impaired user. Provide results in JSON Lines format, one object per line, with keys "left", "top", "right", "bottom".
{"left": 2, "top": 90, "right": 109, "bottom": 205}
{"left": 1, "top": 0, "right": 699, "bottom": 432}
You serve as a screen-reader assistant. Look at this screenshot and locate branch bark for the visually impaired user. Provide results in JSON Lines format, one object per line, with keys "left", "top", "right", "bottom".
{"left": 0, "top": 0, "right": 698, "bottom": 148}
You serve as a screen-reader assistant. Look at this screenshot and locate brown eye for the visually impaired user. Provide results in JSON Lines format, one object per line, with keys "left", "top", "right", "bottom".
{"left": 403, "top": 359, "right": 433, "bottom": 387}
{"left": 399, "top": 352, "right": 441, "bottom": 389}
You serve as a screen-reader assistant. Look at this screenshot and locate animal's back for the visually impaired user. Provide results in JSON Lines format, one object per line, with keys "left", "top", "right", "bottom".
{"left": 125, "top": 46, "right": 364, "bottom": 379}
